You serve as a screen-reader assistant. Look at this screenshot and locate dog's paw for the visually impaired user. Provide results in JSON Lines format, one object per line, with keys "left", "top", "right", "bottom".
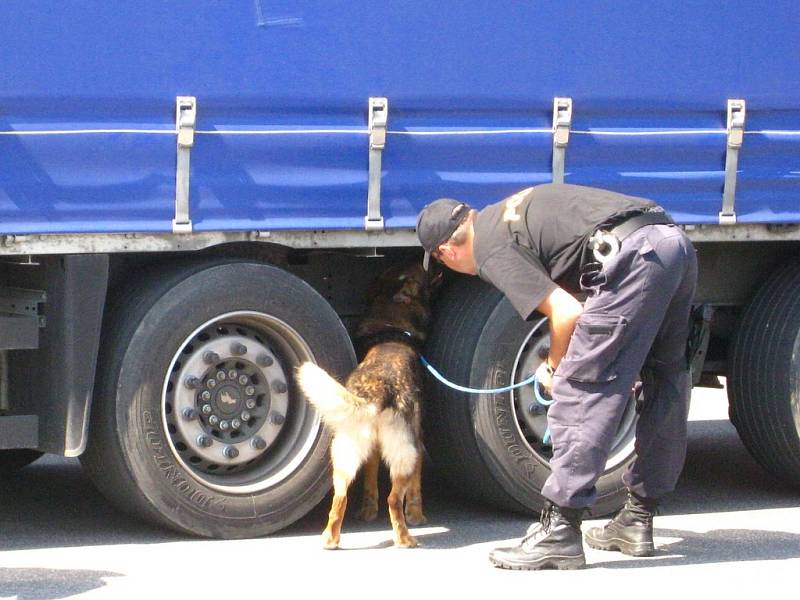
{"left": 356, "top": 504, "right": 379, "bottom": 522}
{"left": 394, "top": 534, "right": 419, "bottom": 549}
{"left": 322, "top": 532, "right": 340, "bottom": 550}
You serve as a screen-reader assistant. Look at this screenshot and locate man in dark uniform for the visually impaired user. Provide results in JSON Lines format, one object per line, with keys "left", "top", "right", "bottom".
{"left": 416, "top": 183, "right": 697, "bottom": 570}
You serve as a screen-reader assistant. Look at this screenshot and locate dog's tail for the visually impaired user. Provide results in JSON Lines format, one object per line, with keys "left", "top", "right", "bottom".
{"left": 296, "top": 362, "right": 377, "bottom": 425}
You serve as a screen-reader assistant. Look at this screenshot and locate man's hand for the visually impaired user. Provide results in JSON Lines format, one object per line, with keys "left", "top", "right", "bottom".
{"left": 535, "top": 360, "right": 554, "bottom": 396}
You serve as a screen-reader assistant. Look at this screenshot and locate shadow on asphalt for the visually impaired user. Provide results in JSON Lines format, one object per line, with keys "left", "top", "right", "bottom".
{"left": 0, "top": 568, "right": 120, "bottom": 600}
{"left": 0, "top": 414, "right": 797, "bottom": 555}
{"left": 0, "top": 459, "right": 180, "bottom": 552}
{"left": 666, "top": 418, "right": 799, "bottom": 516}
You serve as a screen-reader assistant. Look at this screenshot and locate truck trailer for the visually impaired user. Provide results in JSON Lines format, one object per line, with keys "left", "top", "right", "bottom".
{"left": 0, "top": 1, "right": 798, "bottom": 538}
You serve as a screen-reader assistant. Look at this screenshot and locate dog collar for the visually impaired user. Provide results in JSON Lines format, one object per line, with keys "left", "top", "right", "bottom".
{"left": 354, "top": 326, "right": 424, "bottom": 354}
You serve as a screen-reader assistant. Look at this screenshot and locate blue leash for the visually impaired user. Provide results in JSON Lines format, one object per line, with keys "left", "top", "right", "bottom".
{"left": 420, "top": 354, "right": 553, "bottom": 444}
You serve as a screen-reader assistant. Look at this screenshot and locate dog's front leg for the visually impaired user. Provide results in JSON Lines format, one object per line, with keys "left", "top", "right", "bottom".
{"left": 356, "top": 449, "right": 380, "bottom": 522}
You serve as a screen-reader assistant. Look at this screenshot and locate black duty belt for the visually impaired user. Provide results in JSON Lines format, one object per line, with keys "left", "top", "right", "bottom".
{"left": 589, "top": 210, "right": 674, "bottom": 263}
{"left": 609, "top": 210, "right": 674, "bottom": 240}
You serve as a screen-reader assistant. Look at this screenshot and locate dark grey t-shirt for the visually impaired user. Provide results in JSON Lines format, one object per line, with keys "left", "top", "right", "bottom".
{"left": 473, "top": 184, "right": 658, "bottom": 320}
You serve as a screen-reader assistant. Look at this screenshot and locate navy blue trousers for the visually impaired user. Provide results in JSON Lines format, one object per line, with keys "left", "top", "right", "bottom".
{"left": 542, "top": 224, "right": 698, "bottom": 508}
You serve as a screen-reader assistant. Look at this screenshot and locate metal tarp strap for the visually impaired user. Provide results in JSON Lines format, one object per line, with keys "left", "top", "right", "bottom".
{"left": 552, "top": 97, "right": 572, "bottom": 184}
{"left": 173, "top": 96, "right": 196, "bottom": 233}
{"left": 720, "top": 99, "right": 746, "bottom": 225}
{"left": 365, "top": 97, "right": 388, "bottom": 230}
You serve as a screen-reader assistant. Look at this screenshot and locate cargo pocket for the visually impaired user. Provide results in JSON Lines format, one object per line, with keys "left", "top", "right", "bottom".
{"left": 557, "top": 313, "right": 628, "bottom": 383}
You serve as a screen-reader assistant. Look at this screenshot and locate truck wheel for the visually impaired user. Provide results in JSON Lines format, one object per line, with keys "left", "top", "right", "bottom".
{"left": 729, "top": 262, "right": 800, "bottom": 488}
{"left": 81, "top": 261, "right": 355, "bottom": 538}
{"left": 424, "top": 277, "right": 637, "bottom": 517}
{"left": 0, "top": 449, "right": 43, "bottom": 476}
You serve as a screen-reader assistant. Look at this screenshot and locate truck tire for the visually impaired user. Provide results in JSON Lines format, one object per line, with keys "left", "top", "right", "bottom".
{"left": 424, "top": 277, "right": 637, "bottom": 517}
{"left": 81, "top": 261, "right": 355, "bottom": 538}
{"left": 0, "top": 449, "right": 43, "bottom": 476}
{"left": 729, "top": 261, "right": 800, "bottom": 488}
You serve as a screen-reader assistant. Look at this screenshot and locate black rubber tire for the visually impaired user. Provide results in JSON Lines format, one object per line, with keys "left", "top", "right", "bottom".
{"left": 80, "top": 260, "right": 355, "bottom": 538}
{"left": 0, "top": 449, "right": 44, "bottom": 477}
{"left": 424, "top": 276, "right": 632, "bottom": 517}
{"left": 729, "top": 261, "right": 800, "bottom": 488}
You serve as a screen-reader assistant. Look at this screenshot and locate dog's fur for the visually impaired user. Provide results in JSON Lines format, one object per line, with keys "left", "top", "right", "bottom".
{"left": 297, "top": 262, "right": 437, "bottom": 549}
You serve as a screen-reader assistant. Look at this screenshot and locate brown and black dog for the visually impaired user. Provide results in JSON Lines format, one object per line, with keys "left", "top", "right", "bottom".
{"left": 297, "top": 262, "right": 438, "bottom": 549}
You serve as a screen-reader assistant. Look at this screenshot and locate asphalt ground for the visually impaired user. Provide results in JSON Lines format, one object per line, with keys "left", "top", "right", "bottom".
{"left": 0, "top": 383, "right": 798, "bottom": 599}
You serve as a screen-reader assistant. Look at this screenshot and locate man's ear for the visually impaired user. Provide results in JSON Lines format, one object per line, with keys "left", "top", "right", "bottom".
{"left": 438, "top": 243, "right": 455, "bottom": 260}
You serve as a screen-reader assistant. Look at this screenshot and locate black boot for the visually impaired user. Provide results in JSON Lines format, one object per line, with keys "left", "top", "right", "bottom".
{"left": 584, "top": 490, "right": 657, "bottom": 557}
{"left": 489, "top": 502, "right": 585, "bottom": 570}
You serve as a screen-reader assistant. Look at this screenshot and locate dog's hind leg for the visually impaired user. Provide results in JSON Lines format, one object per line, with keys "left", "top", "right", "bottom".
{"left": 404, "top": 446, "right": 427, "bottom": 526}
{"left": 322, "top": 468, "right": 352, "bottom": 550}
{"left": 356, "top": 448, "right": 380, "bottom": 522}
{"left": 379, "top": 414, "right": 419, "bottom": 548}
{"left": 387, "top": 470, "right": 417, "bottom": 548}
{"left": 322, "top": 431, "right": 372, "bottom": 549}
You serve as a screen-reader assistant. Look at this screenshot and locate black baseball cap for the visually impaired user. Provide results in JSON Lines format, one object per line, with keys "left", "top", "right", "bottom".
{"left": 416, "top": 198, "right": 472, "bottom": 270}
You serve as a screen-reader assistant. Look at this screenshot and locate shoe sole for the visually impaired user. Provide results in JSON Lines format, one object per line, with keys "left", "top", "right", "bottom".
{"left": 489, "top": 554, "right": 586, "bottom": 571}
{"left": 584, "top": 532, "right": 654, "bottom": 557}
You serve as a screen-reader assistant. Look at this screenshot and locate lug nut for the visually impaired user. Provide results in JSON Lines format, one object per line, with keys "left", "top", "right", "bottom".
{"left": 251, "top": 437, "right": 267, "bottom": 450}
{"left": 197, "top": 434, "right": 213, "bottom": 448}
{"left": 238, "top": 375, "right": 249, "bottom": 385}
{"left": 209, "top": 415, "right": 219, "bottom": 426}
{"left": 272, "top": 381, "right": 287, "bottom": 394}
{"left": 240, "top": 411, "right": 251, "bottom": 421}
{"left": 220, "top": 420, "right": 230, "bottom": 430}
{"left": 182, "top": 408, "right": 197, "bottom": 421}
{"left": 231, "top": 419, "right": 241, "bottom": 429}
{"left": 257, "top": 353, "right": 274, "bottom": 367}
{"left": 184, "top": 376, "right": 201, "bottom": 389}
{"left": 245, "top": 399, "right": 256, "bottom": 410}
{"left": 207, "top": 378, "right": 217, "bottom": 389}
{"left": 216, "top": 370, "right": 227, "bottom": 381}
{"left": 223, "top": 445, "right": 239, "bottom": 459}
{"left": 201, "top": 390, "right": 212, "bottom": 401}
{"left": 270, "top": 412, "right": 285, "bottom": 426}
{"left": 201, "top": 404, "right": 212, "bottom": 415}
{"left": 245, "top": 386, "right": 255, "bottom": 397}
{"left": 231, "top": 342, "right": 248, "bottom": 356}
{"left": 203, "top": 351, "right": 220, "bottom": 365}
{"left": 228, "top": 370, "right": 238, "bottom": 381}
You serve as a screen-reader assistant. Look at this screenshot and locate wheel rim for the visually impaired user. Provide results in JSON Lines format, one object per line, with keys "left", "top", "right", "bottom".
{"left": 510, "top": 318, "right": 639, "bottom": 471}
{"left": 161, "top": 311, "right": 320, "bottom": 494}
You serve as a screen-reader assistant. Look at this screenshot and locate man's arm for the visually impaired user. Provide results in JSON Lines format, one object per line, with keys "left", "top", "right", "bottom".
{"left": 536, "top": 287, "right": 583, "bottom": 369}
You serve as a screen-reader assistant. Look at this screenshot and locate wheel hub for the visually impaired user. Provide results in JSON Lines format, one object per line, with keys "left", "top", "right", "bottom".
{"left": 196, "top": 358, "right": 269, "bottom": 443}
{"left": 166, "top": 324, "right": 291, "bottom": 473}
